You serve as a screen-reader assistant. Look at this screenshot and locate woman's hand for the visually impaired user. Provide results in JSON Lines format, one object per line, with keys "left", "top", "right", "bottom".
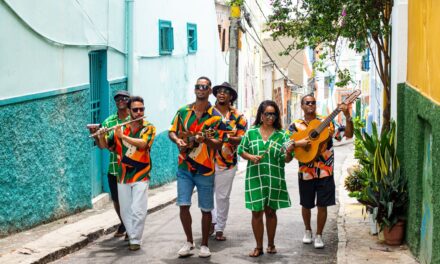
{"left": 249, "top": 154, "right": 262, "bottom": 164}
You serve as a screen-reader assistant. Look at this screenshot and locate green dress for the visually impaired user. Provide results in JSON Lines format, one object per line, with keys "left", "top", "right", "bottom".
{"left": 237, "top": 125, "right": 291, "bottom": 211}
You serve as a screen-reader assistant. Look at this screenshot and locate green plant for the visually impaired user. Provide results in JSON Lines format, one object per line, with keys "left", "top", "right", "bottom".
{"left": 367, "top": 166, "right": 408, "bottom": 229}
{"left": 226, "top": 0, "right": 243, "bottom": 6}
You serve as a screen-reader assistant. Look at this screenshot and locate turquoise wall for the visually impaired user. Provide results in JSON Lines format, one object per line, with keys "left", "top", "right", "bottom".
{"left": 0, "top": 89, "right": 91, "bottom": 236}
{"left": 397, "top": 83, "right": 440, "bottom": 261}
{"left": 150, "top": 131, "right": 179, "bottom": 187}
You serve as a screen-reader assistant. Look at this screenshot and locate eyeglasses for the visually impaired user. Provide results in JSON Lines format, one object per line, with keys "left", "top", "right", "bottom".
{"left": 115, "top": 96, "right": 129, "bottom": 102}
{"left": 217, "top": 88, "right": 231, "bottom": 95}
{"left": 303, "top": 101, "right": 316, "bottom": 106}
{"left": 263, "top": 112, "right": 277, "bottom": 118}
{"left": 131, "top": 107, "right": 145, "bottom": 113}
{"left": 195, "top": 84, "right": 210, "bottom": 90}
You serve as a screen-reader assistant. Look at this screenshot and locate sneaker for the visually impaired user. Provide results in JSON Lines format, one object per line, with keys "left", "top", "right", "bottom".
{"left": 302, "top": 230, "right": 312, "bottom": 244}
{"left": 178, "top": 242, "right": 195, "bottom": 257}
{"left": 314, "top": 235, "right": 325, "bottom": 249}
{"left": 129, "top": 244, "right": 140, "bottom": 251}
{"left": 199, "top": 245, "right": 211, "bottom": 258}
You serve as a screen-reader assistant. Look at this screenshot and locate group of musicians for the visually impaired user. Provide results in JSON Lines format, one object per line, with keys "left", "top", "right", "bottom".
{"left": 89, "top": 76, "right": 353, "bottom": 257}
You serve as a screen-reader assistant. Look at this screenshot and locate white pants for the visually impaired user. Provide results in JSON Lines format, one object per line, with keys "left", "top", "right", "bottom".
{"left": 211, "top": 165, "right": 237, "bottom": 232}
{"left": 118, "top": 181, "right": 149, "bottom": 245}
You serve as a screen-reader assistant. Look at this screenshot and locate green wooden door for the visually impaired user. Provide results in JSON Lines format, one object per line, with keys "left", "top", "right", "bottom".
{"left": 420, "top": 123, "right": 433, "bottom": 264}
{"left": 89, "top": 50, "right": 109, "bottom": 198}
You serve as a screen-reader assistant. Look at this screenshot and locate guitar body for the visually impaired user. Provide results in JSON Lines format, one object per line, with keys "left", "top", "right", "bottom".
{"left": 291, "top": 119, "right": 330, "bottom": 164}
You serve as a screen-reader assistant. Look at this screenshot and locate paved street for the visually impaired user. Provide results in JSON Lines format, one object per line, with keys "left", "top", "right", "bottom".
{"left": 55, "top": 143, "right": 352, "bottom": 264}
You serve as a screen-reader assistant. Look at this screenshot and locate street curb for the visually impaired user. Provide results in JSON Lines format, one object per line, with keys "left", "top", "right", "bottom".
{"left": 336, "top": 154, "right": 357, "bottom": 264}
{"left": 0, "top": 182, "right": 178, "bottom": 264}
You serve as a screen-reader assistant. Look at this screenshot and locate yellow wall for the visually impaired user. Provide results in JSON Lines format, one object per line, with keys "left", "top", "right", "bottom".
{"left": 407, "top": 0, "right": 440, "bottom": 103}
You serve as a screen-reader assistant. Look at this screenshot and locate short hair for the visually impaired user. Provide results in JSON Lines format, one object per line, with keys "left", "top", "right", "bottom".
{"left": 127, "top": 96, "right": 144, "bottom": 109}
{"left": 301, "top": 93, "right": 315, "bottom": 105}
{"left": 197, "top": 76, "right": 212, "bottom": 86}
{"left": 253, "top": 100, "right": 282, "bottom": 130}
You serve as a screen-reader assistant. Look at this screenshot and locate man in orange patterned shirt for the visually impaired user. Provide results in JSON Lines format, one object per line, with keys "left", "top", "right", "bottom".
{"left": 210, "top": 82, "right": 247, "bottom": 241}
{"left": 169, "top": 77, "right": 222, "bottom": 258}
{"left": 287, "top": 94, "right": 353, "bottom": 249}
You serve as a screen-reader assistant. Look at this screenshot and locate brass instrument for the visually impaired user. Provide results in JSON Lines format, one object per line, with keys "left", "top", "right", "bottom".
{"left": 88, "top": 116, "right": 145, "bottom": 138}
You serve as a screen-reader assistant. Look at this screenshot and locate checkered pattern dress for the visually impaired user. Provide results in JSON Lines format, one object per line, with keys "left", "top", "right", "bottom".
{"left": 237, "top": 125, "right": 291, "bottom": 211}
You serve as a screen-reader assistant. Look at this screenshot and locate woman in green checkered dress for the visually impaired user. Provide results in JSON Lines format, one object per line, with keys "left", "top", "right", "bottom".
{"left": 238, "top": 100, "right": 309, "bottom": 257}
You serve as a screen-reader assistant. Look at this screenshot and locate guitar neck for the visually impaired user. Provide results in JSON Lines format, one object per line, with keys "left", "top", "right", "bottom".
{"left": 316, "top": 108, "right": 341, "bottom": 133}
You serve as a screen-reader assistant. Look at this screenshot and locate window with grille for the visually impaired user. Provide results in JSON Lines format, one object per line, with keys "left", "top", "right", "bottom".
{"left": 159, "top": 20, "right": 174, "bottom": 55}
{"left": 187, "top": 23, "right": 197, "bottom": 53}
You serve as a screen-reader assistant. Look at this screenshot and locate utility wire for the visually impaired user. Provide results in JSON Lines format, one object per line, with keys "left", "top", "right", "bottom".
{"left": 248, "top": 0, "right": 303, "bottom": 66}
{"left": 240, "top": 6, "right": 304, "bottom": 90}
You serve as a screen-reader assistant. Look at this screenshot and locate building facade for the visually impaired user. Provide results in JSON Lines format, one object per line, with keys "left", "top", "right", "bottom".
{"left": 0, "top": 0, "right": 226, "bottom": 236}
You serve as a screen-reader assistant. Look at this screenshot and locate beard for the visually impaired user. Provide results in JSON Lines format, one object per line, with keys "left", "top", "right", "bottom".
{"left": 217, "top": 100, "right": 228, "bottom": 106}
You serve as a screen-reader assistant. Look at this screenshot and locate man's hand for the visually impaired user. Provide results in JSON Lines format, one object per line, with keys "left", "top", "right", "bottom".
{"left": 114, "top": 125, "right": 123, "bottom": 139}
{"left": 195, "top": 134, "right": 205, "bottom": 144}
{"left": 338, "top": 103, "right": 351, "bottom": 116}
{"left": 295, "top": 138, "right": 311, "bottom": 148}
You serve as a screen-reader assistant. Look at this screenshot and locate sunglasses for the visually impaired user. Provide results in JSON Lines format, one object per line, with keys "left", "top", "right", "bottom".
{"left": 217, "top": 88, "right": 231, "bottom": 95}
{"left": 303, "top": 101, "right": 316, "bottom": 106}
{"left": 195, "top": 84, "right": 210, "bottom": 90}
{"left": 131, "top": 107, "right": 145, "bottom": 113}
{"left": 115, "top": 96, "right": 129, "bottom": 102}
{"left": 263, "top": 112, "right": 277, "bottom": 118}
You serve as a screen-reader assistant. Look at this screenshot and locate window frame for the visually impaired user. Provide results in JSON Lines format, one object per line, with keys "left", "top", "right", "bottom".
{"left": 187, "top": 23, "right": 197, "bottom": 54}
{"left": 159, "top": 19, "right": 174, "bottom": 55}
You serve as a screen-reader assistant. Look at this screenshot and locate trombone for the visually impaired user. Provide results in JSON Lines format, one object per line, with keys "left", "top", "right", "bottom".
{"left": 88, "top": 116, "right": 146, "bottom": 138}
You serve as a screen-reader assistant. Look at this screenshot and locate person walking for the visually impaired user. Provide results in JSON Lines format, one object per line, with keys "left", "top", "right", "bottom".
{"left": 287, "top": 94, "right": 353, "bottom": 249}
{"left": 97, "top": 96, "right": 156, "bottom": 251}
{"left": 168, "top": 77, "right": 222, "bottom": 258}
{"left": 210, "top": 82, "right": 247, "bottom": 241}
{"left": 238, "top": 100, "right": 309, "bottom": 257}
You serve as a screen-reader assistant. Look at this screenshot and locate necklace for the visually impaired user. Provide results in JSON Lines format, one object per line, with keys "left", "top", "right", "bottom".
{"left": 259, "top": 127, "right": 274, "bottom": 141}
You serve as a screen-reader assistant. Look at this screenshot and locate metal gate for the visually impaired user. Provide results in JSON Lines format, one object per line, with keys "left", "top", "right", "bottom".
{"left": 89, "top": 50, "right": 109, "bottom": 198}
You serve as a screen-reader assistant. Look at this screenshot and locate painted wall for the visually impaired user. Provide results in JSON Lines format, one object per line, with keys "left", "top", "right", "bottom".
{"left": 397, "top": 84, "right": 440, "bottom": 263}
{"left": 0, "top": 89, "right": 91, "bottom": 236}
{"left": 407, "top": 0, "right": 440, "bottom": 104}
{"left": 0, "top": 0, "right": 126, "bottom": 99}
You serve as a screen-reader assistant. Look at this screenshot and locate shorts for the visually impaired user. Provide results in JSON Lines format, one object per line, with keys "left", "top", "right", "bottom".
{"left": 176, "top": 169, "right": 215, "bottom": 212}
{"left": 298, "top": 174, "right": 335, "bottom": 209}
{"left": 107, "top": 173, "right": 119, "bottom": 203}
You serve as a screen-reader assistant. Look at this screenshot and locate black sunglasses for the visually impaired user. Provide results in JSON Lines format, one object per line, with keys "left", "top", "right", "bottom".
{"left": 217, "top": 88, "right": 231, "bottom": 95}
{"left": 131, "top": 107, "right": 145, "bottom": 113}
{"left": 263, "top": 112, "right": 277, "bottom": 118}
{"left": 304, "top": 101, "right": 316, "bottom": 106}
{"left": 195, "top": 84, "right": 210, "bottom": 90}
{"left": 115, "top": 96, "right": 129, "bottom": 102}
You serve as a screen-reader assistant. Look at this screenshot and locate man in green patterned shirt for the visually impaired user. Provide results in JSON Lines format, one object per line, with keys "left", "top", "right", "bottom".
{"left": 90, "top": 90, "right": 130, "bottom": 237}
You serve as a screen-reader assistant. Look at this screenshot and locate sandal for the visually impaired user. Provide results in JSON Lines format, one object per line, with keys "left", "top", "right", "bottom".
{"left": 215, "top": 231, "right": 226, "bottom": 241}
{"left": 249, "top": 248, "right": 264, "bottom": 257}
{"left": 267, "top": 245, "right": 277, "bottom": 254}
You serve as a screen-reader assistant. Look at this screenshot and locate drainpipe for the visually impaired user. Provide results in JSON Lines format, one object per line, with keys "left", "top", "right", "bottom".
{"left": 125, "top": 0, "right": 134, "bottom": 93}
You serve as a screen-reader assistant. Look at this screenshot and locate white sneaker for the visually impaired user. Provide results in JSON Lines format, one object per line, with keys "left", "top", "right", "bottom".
{"left": 314, "top": 235, "right": 325, "bottom": 249}
{"left": 302, "top": 230, "right": 313, "bottom": 244}
{"left": 199, "top": 245, "right": 211, "bottom": 258}
{"left": 178, "top": 241, "right": 195, "bottom": 257}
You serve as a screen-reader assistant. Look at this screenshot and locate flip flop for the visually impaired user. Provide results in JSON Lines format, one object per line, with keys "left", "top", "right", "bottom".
{"left": 249, "top": 248, "right": 264, "bottom": 257}
{"left": 267, "top": 245, "right": 277, "bottom": 254}
{"left": 215, "top": 232, "right": 227, "bottom": 241}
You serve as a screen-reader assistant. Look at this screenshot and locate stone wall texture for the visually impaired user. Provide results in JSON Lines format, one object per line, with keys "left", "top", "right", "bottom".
{"left": 0, "top": 90, "right": 91, "bottom": 236}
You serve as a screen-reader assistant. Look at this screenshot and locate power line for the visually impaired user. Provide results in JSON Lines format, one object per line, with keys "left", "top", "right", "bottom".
{"left": 247, "top": 0, "right": 303, "bottom": 66}
{"left": 241, "top": 18, "right": 304, "bottom": 89}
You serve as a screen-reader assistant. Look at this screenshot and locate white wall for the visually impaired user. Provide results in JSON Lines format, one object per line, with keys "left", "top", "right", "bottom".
{"left": 390, "top": 0, "right": 408, "bottom": 120}
{"left": 132, "top": 0, "right": 228, "bottom": 132}
{"left": 0, "top": 0, "right": 126, "bottom": 99}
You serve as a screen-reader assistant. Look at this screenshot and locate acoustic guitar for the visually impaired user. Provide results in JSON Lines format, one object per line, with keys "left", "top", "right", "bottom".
{"left": 286, "top": 89, "right": 361, "bottom": 164}
{"left": 177, "top": 128, "right": 216, "bottom": 154}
